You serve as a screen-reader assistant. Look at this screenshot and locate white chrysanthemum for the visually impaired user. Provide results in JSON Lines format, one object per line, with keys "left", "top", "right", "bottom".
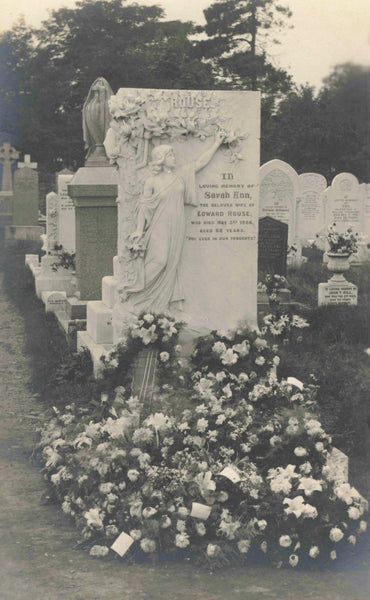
{"left": 84, "top": 508, "right": 104, "bottom": 530}
{"left": 279, "top": 535, "right": 292, "bottom": 547}
{"left": 309, "top": 545, "right": 320, "bottom": 558}
{"left": 212, "top": 341, "right": 227, "bottom": 355}
{"left": 221, "top": 349, "right": 238, "bottom": 365}
{"left": 175, "top": 533, "right": 190, "bottom": 548}
{"left": 140, "top": 538, "right": 156, "bottom": 552}
{"left": 206, "top": 543, "right": 221, "bottom": 557}
{"left": 159, "top": 351, "right": 170, "bottom": 362}
{"left": 348, "top": 506, "right": 361, "bottom": 520}
{"left": 89, "top": 545, "right": 109, "bottom": 557}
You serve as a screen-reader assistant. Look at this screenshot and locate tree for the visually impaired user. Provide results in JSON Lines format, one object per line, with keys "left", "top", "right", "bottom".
{"left": 196, "top": 0, "right": 292, "bottom": 96}
{"left": 0, "top": 0, "right": 216, "bottom": 172}
{"left": 262, "top": 64, "right": 370, "bottom": 182}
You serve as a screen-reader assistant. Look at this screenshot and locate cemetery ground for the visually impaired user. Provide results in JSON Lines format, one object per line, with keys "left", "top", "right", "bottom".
{"left": 0, "top": 237, "right": 369, "bottom": 600}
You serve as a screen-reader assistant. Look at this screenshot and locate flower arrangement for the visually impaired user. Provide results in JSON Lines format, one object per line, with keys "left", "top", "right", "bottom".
{"left": 51, "top": 244, "right": 76, "bottom": 272}
{"left": 38, "top": 316, "right": 368, "bottom": 568}
{"left": 325, "top": 224, "right": 358, "bottom": 256}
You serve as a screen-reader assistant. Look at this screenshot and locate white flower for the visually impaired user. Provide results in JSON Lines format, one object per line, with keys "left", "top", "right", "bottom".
{"left": 294, "top": 446, "right": 307, "bottom": 457}
{"left": 257, "top": 520, "right": 267, "bottom": 531}
{"left": 254, "top": 337, "right": 267, "bottom": 350}
{"left": 196, "top": 522, "right": 206, "bottom": 536}
{"left": 330, "top": 550, "right": 337, "bottom": 560}
{"left": 62, "top": 500, "right": 72, "bottom": 514}
{"left": 221, "top": 349, "right": 238, "bottom": 365}
{"left": 315, "top": 442, "right": 324, "bottom": 452}
{"left": 334, "top": 483, "right": 357, "bottom": 505}
{"left": 159, "top": 351, "right": 170, "bottom": 362}
{"left": 89, "top": 545, "right": 109, "bottom": 557}
{"left": 273, "top": 355, "right": 280, "bottom": 366}
{"left": 215, "top": 371, "right": 227, "bottom": 381}
{"left": 105, "top": 524, "right": 119, "bottom": 538}
{"left": 255, "top": 356, "right": 265, "bottom": 366}
{"left": 176, "top": 519, "right": 186, "bottom": 532}
{"left": 140, "top": 538, "right": 156, "bottom": 552}
{"left": 232, "top": 340, "right": 250, "bottom": 357}
{"left": 260, "top": 541, "right": 268, "bottom": 553}
{"left": 206, "top": 543, "right": 221, "bottom": 557}
{"left": 196, "top": 418, "right": 208, "bottom": 433}
{"left": 237, "top": 539, "right": 251, "bottom": 554}
{"left": 348, "top": 506, "right": 361, "bottom": 520}
{"left": 99, "top": 482, "right": 114, "bottom": 494}
{"left": 283, "top": 496, "right": 306, "bottom": 518}
{"left": 218, "top": 491, "right": 229, "bottom": 503}
{"left": 175, "top": 533, "right": 190, "bottom": 548}
{"left": 305, "top": 419, "right": 324, "bottom": 436}
{"left": 142, "top": 507, "right": 157, "bottom": 519}
{"left": 279, "top": 535, "right": 292, "bottom": 548}
{"left": 222, "top": 383, "right": 233, "bottom": 398}
{"left": 359, "top": 520, "right": 367, "bottom": 533}
{"left": 329, "top": 527, "right": 344, "bottom": 542}
{"left": 143, "top": 313, "right": 154, "bottom": 323}
{"left": 127, "top": 469, "right": 140, "bottom": 482}
{"left": 212, "top": 341, "right": 227, "bottom": 355}
{"left": 270, "top": 476, "right": 292, "bottom": 495}
{"left": 298, "top": 477, "right": 323, "bottom": 496}
{"left": 270, "top": 435, "right": 282, "bottom": 447}
{"left": 178, "top": 507, "right": 189, "bottom": 518}
{"left": 238, "top": 372, "right": 249, "bottom": 383}
{"left": 309, "top": 545, "right": 320, "bottom": 559}
{"left": 84, "top": 508, "right": 104, "bottom": 530}
{"left": 289, "top": 554, "right": 299, "bottom": 567}
{"left": 132, "top": 427, "right": 154, "bottom": 445}
{"left": 299, "top": 462, "right": 312, "bottom": 475}
{"left": 348, "top": 535, "right": 356, "bottom": 545}
{"left": 129, "top": 529, "right": 142, "bottom": 540}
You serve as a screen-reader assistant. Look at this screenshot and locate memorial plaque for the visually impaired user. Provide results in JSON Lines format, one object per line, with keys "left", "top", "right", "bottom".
{"left": 325, "top": 173, "right": 362, "bottom": 233}
{"left": 318, "top": 281, "right": 358, "bottom": 306}
{"left": 57, "top": 170, "right": 76, "bottom": 253}
{"left": 258, "top": 216, "right": 288, "bottom": 276}
{"left": 108, "top": 88, "right": 260, "bottom": 335}
{"left": 259, "top": 159, "right": 299, "bottom": 244}
{"left": 297, "top": 173, "right": 326, "bottom": 239}
{"left": 12, "top": 167, "right": 39, "bottom": 226}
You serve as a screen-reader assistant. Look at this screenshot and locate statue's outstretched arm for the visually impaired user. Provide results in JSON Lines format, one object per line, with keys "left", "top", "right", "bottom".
{"left": 195, "top": 130, "right": 225, "bottom": 173}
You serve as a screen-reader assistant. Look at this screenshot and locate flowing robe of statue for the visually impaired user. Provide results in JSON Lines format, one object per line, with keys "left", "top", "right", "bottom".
{"left": 121, "top": 163, "right": 196, "bottom": 314}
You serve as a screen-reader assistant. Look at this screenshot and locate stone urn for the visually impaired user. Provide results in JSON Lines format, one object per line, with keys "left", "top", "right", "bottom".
{"left": 326, "top": 252, "right": 350, "bottom": 281}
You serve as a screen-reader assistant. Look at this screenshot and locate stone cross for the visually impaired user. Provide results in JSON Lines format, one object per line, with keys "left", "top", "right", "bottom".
{"left": 0, "top": 142, "right": 20, "bottom": 192}
{"left": 18, "top": 154, "right": 38, "bottom": 170}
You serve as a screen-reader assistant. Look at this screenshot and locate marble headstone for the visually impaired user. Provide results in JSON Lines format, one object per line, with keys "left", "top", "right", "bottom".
{"left": 57, "top": 170, "right": 75, "bottom": 253}
{"left": 259, "top": 159, "right": 299, "bottom": 245}
{"left": 296, "top": 173, "right": 327, "bottom": 239}
{"left": 324, "top": 173, "right": 362, "bottom": 233}
{"left": 109, "top": 88, "right": 261, "bottom": 337}
{"left": 12, "top": 167, "right": 39, "bottom": 226}
{"left": 46, "top": 192, "right": 59, "bottom": 254}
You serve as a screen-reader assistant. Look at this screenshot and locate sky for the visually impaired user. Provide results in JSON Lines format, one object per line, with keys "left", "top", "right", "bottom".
{"left": 0, "top": 0, "right": 369, "bottom": 90}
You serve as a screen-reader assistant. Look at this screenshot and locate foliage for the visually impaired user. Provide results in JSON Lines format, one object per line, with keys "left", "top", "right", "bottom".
{"left": 51, "top": 244, "right": 76, "bottom": 272}
{"left": 37, "top": 316, "right": 368, "bottom": 567}
{"left": 262, "top": 64, "right": 370, "bottom": 182}
{"left": 0, "top": 0, "right": 216, "bottom": 171}
{"left": 326, "top": 224, "right": 358, "bottom": 256}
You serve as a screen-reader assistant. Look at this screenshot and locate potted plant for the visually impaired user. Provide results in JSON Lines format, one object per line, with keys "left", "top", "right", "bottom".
{"left": 325, "top": 224, "right": 358, "bottom": 280}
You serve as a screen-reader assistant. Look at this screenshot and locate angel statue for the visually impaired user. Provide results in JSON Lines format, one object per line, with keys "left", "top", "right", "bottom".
{"left": 119, "top": 131, "right": 226, "bottom": 315}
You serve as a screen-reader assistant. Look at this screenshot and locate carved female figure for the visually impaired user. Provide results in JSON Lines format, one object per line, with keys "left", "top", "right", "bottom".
{"left": 120, "top": 132, "right": 225, "bottom": 314}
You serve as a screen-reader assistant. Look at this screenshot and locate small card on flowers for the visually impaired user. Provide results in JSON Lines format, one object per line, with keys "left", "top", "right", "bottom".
{"left": 191, "top": 502, "right": 212, "bottom": 520}
{"left": 218, "top": 466, "right": 241, "bottom": 483}
{"left": 287, "top": 377, "right": 304, "bottom": 391}
{"left": 111, "top": 532, "right": 134, "bottom": 557}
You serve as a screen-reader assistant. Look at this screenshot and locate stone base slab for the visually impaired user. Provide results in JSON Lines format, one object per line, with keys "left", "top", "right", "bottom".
{"left": 77, "top": 330, "right": 112, "bottom": 377}
{"left": 65, "top": 296, "right": 87, "bottom": 320}
{"left": 86, "top": 301, "right": 113, "bottom": 344}
{"left": 5, "top": 225, "right": 44, "bottom": 241}
{"left": 35, "top": 273, "right": 75, "bottom": 299}
{"left": 25, "top": 254, "right": 40, "bottom": 269}
{"left": 318, "top": 280, "right": 358, "bottom": 306}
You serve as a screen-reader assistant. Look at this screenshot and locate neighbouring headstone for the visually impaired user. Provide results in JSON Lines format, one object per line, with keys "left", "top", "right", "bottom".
{"left": 259, "top": 159, "right": 299, "bottom": 244}
{"left": 324, "top": 173, "right": 363, "bottom": 234}
{"left": 57, "top": 169, "right": 76, "bottom": 253}
{"left": 258, "top": 216, "right": 288, "bottom": 276}
{"left": 12, "top": 166, "right": 39, "bottom": 226}
{"left": 46, "top": 191, "right": 59, "bottom": 254}
{"left": 296, "top": 173, "right": 327, "bottom": 239}
{"left": 361, "top": 183, "right": 370, "bottom": 238}
{"left": 17, "top": 153, "right": 38, "bottom": 170}
{"left": 0, "top": 142, "right": 19, "bottom": 191}
{"left": 318, "top": 254, "right": 358, "bottom": 306}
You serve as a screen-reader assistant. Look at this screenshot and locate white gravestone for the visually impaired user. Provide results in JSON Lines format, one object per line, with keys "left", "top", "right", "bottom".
{"left": 296, "top": 173, "right": 327, "bottom": 239}
{"left": 324, "top": 173, "right": 363, "bottom": 234}
{"left": 361, "top": 183, "right": 370, "bottom": 238}
{"left": 109, "top": 88, "right": 261, "bottom": 340}
{"left": 46, "top": 192, "right": 59, "bottom": 254}
{"left": 57, "top": 171, "right": 76, "bottom": 253}
{"left": 79, "top": 88, "right": 261, "bottom": 363}
{"left": 259, "top": 159, "right": 299, "bottom": 245}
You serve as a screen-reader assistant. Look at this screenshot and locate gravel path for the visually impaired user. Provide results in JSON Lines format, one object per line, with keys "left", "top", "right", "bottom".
{"left": 0, "top": 270, "right": 369, "bottom": 600}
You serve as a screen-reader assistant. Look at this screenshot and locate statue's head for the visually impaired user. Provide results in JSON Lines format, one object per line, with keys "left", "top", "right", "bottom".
{"left": 149, "top": 145, "right": 175, "bottom": 174}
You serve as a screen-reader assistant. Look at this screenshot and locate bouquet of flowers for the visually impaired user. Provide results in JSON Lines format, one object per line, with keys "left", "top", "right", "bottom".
{"left": 326, "top": 224, "right": 358, "bottom": 255}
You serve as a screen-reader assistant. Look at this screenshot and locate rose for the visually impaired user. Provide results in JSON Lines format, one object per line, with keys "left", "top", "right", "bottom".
{"left": 127, "top": 469, "right": 140, "bottom": 482}
{"left": 294, "top": 446, "right": 307, "bottom": 457}
{"left": 140, "top": 538, "right": 156, "bottom": 552}
{"left": 279, "top": 535, "right": 292, "bottom": 548}
{"left": 309, "top": 546, "right": 320, "bottom": 558}
{"left": 159, "top": 516, "right": 171, "bottom": 529}
{"left": 206, "top": 543, "right": 221, "bottom": 557}
{"left": 289, "top": 554, "right": 299, "bottom": 567}
{"left": 348, "top": 506, "right": 361, "bottom": 520}
{"left": 329, "top": 527, "right": 344, "bottom": 542}
{"left": 142, "top": 507, "right": 157, "bottom": 519}
{"left": 237, "top": 540, "right": 251, "bottom": 554}
{"left": 159, "top": 351, "right": 170, "bottom": 363}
